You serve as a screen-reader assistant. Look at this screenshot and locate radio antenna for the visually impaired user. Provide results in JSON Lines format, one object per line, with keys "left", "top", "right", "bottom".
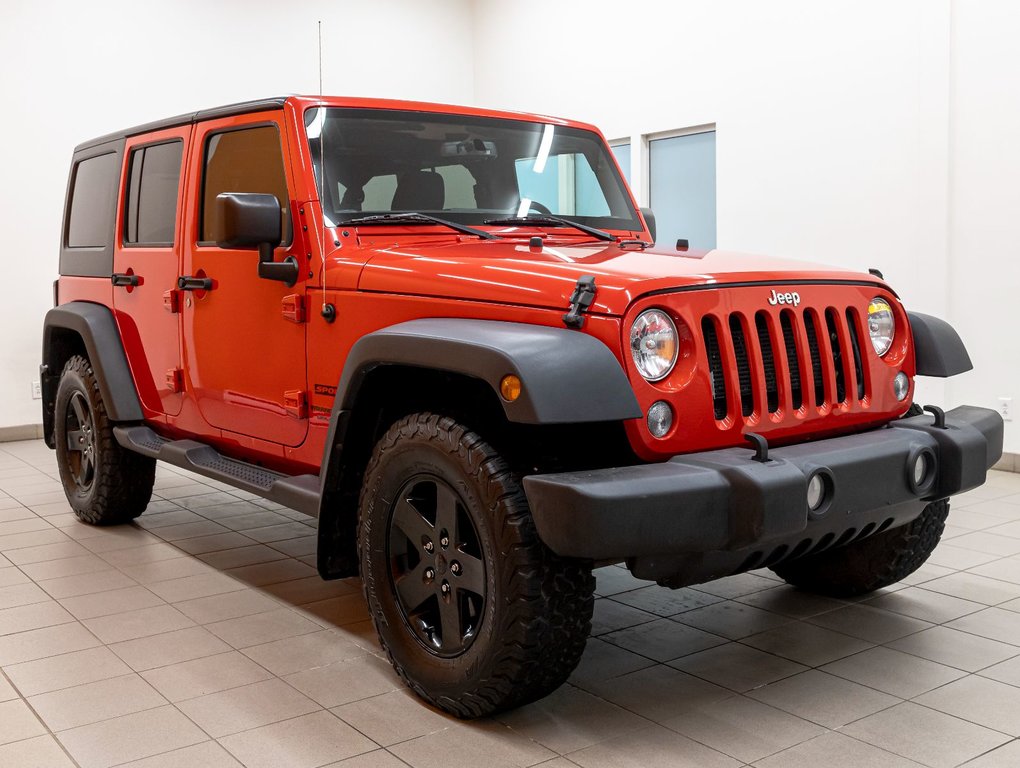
{"left": 316, "top": 20, "right": 330, "bottom": 315}
{"left": 317, "top": 20, "right": 323, "bottom": 96}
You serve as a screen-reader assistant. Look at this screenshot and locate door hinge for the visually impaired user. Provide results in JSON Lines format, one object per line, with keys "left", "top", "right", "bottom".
{"left": 165, "top": 368, "right": 184, "bottom": 393}
{"left": 281, "top": 294, "right": 306, "bottom": 323}
{"left": 284, "top": 390, "right": 307, "bottom": 419}
{"left": 163, "top": 289, "right": 181, "bottom": 314}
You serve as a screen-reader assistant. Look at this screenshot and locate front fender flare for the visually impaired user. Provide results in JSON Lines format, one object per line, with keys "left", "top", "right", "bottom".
{"left": 908, "top": 312, "right": 973, "bottom": 378}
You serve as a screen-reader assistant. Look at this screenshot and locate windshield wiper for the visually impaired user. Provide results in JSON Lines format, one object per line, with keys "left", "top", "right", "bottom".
{"left": 483, "top": 213, "right": 615, "bottom": 242}
{"left": 342, "top": 213, "right": 497, "bottom": 240}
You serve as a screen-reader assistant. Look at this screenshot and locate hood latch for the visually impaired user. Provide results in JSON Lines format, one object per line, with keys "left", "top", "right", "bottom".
{"left": 563, "top": 275, "right": 597, "bottom": 329}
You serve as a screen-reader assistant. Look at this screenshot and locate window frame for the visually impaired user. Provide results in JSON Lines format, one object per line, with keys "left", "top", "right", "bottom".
{"left": 59, "top": 138, "right": 124, "bottom": 277}
{"left": 121, "top": 138, "right": 185, "bottom": 249}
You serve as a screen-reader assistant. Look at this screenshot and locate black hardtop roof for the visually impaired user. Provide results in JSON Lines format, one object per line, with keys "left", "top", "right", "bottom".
{"left": 74, "top": 96, "right": 289, "bottom": 152}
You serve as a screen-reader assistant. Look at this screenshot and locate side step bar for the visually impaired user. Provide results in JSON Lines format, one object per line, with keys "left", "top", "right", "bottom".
{"left": 113, "top": 426, "right": 320, "bottom": 517}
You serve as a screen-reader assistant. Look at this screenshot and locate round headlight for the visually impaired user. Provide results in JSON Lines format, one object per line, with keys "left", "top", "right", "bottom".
{"left": 630, "top": 310, "right": 678, "bottom": 381}
{"left": 867, "top": 298, "right": 895, "bottom": 357}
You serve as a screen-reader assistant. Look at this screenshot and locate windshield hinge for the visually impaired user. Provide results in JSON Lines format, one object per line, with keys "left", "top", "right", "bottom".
{"left": 563, "top": 275, "right": 597, "bottom": 329}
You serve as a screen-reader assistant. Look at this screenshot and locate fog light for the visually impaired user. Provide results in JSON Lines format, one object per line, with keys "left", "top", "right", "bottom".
{"left": 647, "top": 401, "right": 673, "bottom": 438}
{"left": 913, "top": 453, "right": 929, "bottom": 486}
{"left": 893, "top": 372, "right": 909, "bottom": 402}
{"left": 807, "top": 473, "right": 826, "bottom": 511}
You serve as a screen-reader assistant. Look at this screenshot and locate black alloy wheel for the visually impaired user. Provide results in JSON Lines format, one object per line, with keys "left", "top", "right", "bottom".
{"left": 64, "top": 390, "right": 98, "bottom": 491}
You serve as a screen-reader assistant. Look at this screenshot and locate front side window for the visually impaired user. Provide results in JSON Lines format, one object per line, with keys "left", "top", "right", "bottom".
{"left": 124, "top": 141, "right": 183, "bottom": 246}
{"left": 305, "top": 108, "right": 641, "bottom": 231}
{"left": 67, "top": 152, "right": 120, "bottom": 248}
{"left": 201, "top": 125, "right": 291, "bottom": 242}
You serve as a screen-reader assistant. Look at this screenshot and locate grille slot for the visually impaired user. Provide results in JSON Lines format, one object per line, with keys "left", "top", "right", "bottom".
{"left": 755, "top": 312, "right": 780, "bottom": 413}
{"left": 780, "top": 310, "right": 803, "bottom": 410}
{"left": 729, "top": 315, "right": 754, "bottom": 418}
{"left": 846, "top": 309, "right": 866, "bottom": 400}
{"left": 825, "top": 309, "right": 847, "bottom": 404}
{"left": 703, "top": 317, "right": 728, "bottom": 420}
{"left": 804, "top": 311, "right": 825, "bottom": 406}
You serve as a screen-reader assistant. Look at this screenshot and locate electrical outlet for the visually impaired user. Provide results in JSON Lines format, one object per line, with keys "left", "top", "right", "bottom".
{"left": 31, "top": 381, "right": 41, "bottom": 400}
{"left": 1000, "top": 397, "right": 1013, "bottom": 422}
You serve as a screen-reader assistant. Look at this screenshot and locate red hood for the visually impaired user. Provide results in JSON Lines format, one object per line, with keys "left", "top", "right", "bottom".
{"left": 350, "top": 238, "right": 886, "bottom": 316}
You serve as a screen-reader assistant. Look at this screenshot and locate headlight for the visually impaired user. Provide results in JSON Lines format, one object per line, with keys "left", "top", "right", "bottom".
{"left": 867, "top": 297, "right": 895, "bottom": 357}
{"left": 630, "top": 309, "right": 678, "bottom": 381}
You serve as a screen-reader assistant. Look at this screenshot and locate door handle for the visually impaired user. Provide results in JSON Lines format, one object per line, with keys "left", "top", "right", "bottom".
{"left": 111, "top": 273, "right": 140, "bottom": 287}
{"left": 177, "top": 276, "right": 214, "bottom": 291}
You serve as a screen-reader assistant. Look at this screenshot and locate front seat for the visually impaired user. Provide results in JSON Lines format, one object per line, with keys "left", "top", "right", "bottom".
{"left": 391, "top": 170, "right": 445, "bottom": 211}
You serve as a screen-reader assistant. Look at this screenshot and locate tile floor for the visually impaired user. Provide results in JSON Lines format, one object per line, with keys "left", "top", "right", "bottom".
{"left": 1, "top": 439, "right": 1020, "bottom": 767}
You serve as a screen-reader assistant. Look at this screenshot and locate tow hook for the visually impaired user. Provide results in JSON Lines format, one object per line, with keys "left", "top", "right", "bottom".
{"left": 563, "top": 275, "right": 597, "bottom": 329}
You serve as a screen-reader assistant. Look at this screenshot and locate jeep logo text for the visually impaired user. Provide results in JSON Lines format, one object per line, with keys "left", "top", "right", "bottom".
{"left": 768, "top": 289, "right": 801, "bottom": 307}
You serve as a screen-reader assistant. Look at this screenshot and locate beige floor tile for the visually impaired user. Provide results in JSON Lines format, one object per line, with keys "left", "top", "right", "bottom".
{"left": 0, "top": 517, "right": 52, "bottom": 536}
{"left": 120, "top": 556, "right": 218, "bottom": 584}
{"left": 806, "top": 603, "right": 932, "bottom": 644}
{"left": 39, "top": 568, "right": 138, "bottom": 599}
{"left": 56, "top": 705, "right": 206, "bottom": 768}
{"left": 262, "top": 575, "right": 360, "bottom": 606}
{"left": 602, "top": 617, "right": 727, "bottom": 662}
{"left": 885, "top": 626, "right": 1020, "bottom": 672}
{"left": 609, "top": 585, "right": 723, "bottom": 617}
{"left": 206, "top": 606, "right": 323, "bottom": 648}
{"left": 960, "top": 740, "right": 1020, "bottom": 767}
{"left": 673, "top": 601, "right": 793, "bottom": 640}
{"left": 219, "top": 710, "right": 377, "bottom": 768}
{"left": 0, "top": 600, "right": 74, "bottom": 635}
{"left": 109, "top": 626, "right": 232, "bottom": 671}
{"left": 5, "top": 646, "right": 133, "bottom": 696}
{"left": 29, "top": 673, "right": 166, "bottom": 731}
{"left": 663, "top": 694, "right": 825, "bottom": 764}
{"left": 19, "top": 553, "right": 110, "bottom": 581}
{"left": 694, "top": 572, "right": 778, "bottom": 599}
{"left": 746, "top": 669, "right": 899, "bottom": 728}
{"left": 225, "top": 558, "right": 316, "bottom": 587}
{"left": 0, "top": 528, "right": 69, "bottom": 552}
{"left": 267, "top": 535, "right": 318, "bottom": 558}
{"left": 0, "top": 565, "right": 29, "bottom": 587}
{"left": 285, "top": 654, "right": 402, "bottom": 708}
{"left": 99, "top": 542, "right": 187, "bottom": 568}
{"left": 0, "top": 581, "right": 54, "bottom": 609}
{"left": 299, "top": 593, "right": 371, "bottom": 628}
{"left": 0, "top": 735, "right": 77, "bottom": 768}
{"left": 865, "top": 585, "right": 986, "bottom": 623}
{"left": 390, "top": 719, "right": 556, "bottom": 768}
{"left": 333, "top": 690, "right": 453, "bottom": 747}
{"left": 176, "top": 678, "right": 320, "bottom": 737}
{"left": 566, "top": 723, "right": 739, "bottom": 768}
{"left": 754, "top": 731, "right": 925, "bottom": 768}
{"left": 0, "top": 698, "right": 47, "bottom": 745}
{"left": 946, "top": 607, "right": 1020, "bottom": 645}
{"left": 916, "top": 675, "right": 1020, "bottom": 735}
{"left": 843, "top": 701, "right": 1010, "bottom": 768}
{"left": 669, "top": 642, "right": 808, "bottom": 692}
{"left": 3, "top": 539, "right": 90, "bottom": 566}
{"left": 58, "top": 585, "right": 164, "bottom": 620}
{"left": 922, "top": 572, "right": 1020, "bottom": 605}
{"left": 171, "top": 531, "right": 257, "bottom": 556}
{"left": 240, "top": 521, "right": 317, "bottom": 544}
{"left": 0, "top": 621, "right": 100, "bottom": 665}
{"left": 568, "top": 637, "right": 656, "bottom": 687}
{"left": 584, "top": 665, "right": 733, "bottom": 724}
{"left": 151, "top": 520, "right": 231, "bottom": 541}
{"left": 589, "top": 598, "right": 657, "bottom": 635}
{"left": 733, "top": 584, "right": 847, "bottom": 619}
{"left": 82, "top": 604, "right": 194, "bottom": 644}
{"left": 242, "top": 628, "right": 370, "bottom": 676}
{"left": 742, "top": 620, "right": 874, "bottom": 666}
{"left": 0, "top": 673, "right": 16, "bottom": 701}
{"left": 115, "top": 740, "right": 243, "bottom": 767}
{"left": 140, "top": 650, "right": 273, "bottom": 702}
{"left": 172, "top": 588, "right": 280, "bottom": 624}
{"left": 323, "top": 750, "right": 412, "bottom": 768}
{"left": 146, "top": 572, "right": 245, "bottom": 603}
{"left": 821, "top": 646, "right": 966, "bottom": 698}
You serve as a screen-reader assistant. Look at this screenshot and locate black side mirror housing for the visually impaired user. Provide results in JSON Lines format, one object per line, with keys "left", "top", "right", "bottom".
{"left": 213, "top": 193, "right": 298, "bottom": 286}
{"left": 640, "top": 207, "right": 656, "bottom": 243}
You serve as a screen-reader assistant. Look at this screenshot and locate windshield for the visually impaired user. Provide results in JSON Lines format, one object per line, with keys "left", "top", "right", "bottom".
{"left": 305, "top": 107, "right": 642, "bottom": 232}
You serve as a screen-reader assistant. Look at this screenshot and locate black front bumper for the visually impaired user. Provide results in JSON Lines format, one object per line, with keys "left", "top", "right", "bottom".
{"left": 523, "top": 406, "right": 1003, "bottom": 584}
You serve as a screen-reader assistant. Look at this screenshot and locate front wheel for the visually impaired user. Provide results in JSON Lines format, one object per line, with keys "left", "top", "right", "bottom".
{"left": 358, "top": 413, "right": 595, "bottom": 717}
{"left": 771, "top": 499, "right": 950, "bottom": 597}
{"left": 54, "top": 355, "right": 155, "bottom": 525}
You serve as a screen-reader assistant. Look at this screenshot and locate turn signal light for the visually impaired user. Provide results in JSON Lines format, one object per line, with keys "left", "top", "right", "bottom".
{"left": 500, "top": 375, "right": 522, "bottom": 402}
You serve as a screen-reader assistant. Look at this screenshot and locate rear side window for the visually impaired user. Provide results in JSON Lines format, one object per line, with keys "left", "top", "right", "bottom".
{"left": 67, "top": 152, "right": 120, "bottom": 248}
{"left": 201, "top": 125, "right": 290, "bottom": 242}
{"left": 124, "top": 141, "right": 183, "bottom": 246}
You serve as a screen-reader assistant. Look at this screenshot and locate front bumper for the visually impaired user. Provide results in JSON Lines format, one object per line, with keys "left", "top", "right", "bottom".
{"left": 523, "top": 406, "right": 1002, "bottom": 583}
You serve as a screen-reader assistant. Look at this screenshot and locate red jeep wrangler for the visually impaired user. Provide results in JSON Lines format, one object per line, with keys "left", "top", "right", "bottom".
{"left": 43, "top": 96, "right": 1003, "bottom": 717}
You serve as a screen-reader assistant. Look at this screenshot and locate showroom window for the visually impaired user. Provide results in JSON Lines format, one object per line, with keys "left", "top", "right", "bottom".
{"left": 66, "top": 152, "right": 120, "bottom": 248}
{"left": 610, "top": 142, "right": 631, "bottom": 185}
{"left": 514, "top": 152, "right": 612, "bottom": 217}
{"left": 124, "top": 141, "right": 183, "bottom": 246}
{"left": 201, "top": 125, "right": 291, "bottom": 243}
{"left": 648, "top": 129, "right": 716, "bottom": 248}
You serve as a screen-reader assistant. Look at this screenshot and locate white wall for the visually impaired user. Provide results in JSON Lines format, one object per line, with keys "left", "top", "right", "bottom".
{"left": 0, "top": 0, "right": 475, "bottom": 430}
{"left": 471, "top": 0, "right": 1020, "bottom": 452}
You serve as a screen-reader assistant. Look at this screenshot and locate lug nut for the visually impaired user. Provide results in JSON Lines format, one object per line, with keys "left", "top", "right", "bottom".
{"left": 424, "top": 567, "right": 435, "bottom": 580}
{"left": 441, "top": 582, "right": 451, "bottom": 596}
{"left": 440, "top": 536, "right": 449, "bottom": 548}
{"left": 423, "top": 540, "right": 434, "bottom": 554}
{"left": 450, "top": 561, "right": 461, "bottom": 575}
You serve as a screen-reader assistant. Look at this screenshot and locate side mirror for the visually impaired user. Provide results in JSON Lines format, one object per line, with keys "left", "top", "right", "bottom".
{"left": 213, "top": 193, "right": 298, "bottom": 286}
{"left": 640, "top": 207, "right": 656, "bottom": 243}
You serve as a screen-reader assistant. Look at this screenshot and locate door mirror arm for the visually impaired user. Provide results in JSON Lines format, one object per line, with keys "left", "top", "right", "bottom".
{"left": 213, "top": 193, "right": 299, "bottom": 287}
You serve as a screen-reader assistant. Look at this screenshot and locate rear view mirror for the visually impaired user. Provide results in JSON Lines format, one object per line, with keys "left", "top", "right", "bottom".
{"left": 213, "top": 193, "right": 298, "bottom": 286}
{"left": 441, "top": 139, "right": 497, "bottom": 158}
{"left": 640, "top": 207, "right": 656, "bottom": 243}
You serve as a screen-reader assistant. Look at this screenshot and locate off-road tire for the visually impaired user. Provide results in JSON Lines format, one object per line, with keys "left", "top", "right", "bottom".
{"left": 54, "top": 355, "right": 155, "bottom": 525}
{"left": 771, "top": 499, "right": 950, "bottom": 597}
{"left": 358, "top": 412, "right": 595, "bottom": 717}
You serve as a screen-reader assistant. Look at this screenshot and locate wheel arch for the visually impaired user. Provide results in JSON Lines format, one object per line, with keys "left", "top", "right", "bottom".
{"left": 42, "top": 302, "right": 143, "bottom": 447}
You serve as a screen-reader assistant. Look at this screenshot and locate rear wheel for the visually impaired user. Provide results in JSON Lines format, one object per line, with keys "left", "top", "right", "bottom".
{"left": 771, "top": 499, "right": 950, "bottom": 597}
{"left": 54, "top": 355, "right": 155, "bottom": 525}
{"left": 358, "top": 412, "right": 595, "bottom": 717}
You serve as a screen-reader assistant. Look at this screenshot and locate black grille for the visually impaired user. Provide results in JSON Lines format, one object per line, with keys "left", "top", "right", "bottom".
{"left": 703, "top": 317, "right": 727, "bottom": 420}
{"left": 846, "top": 309, "right": 866, "bottom": 400}
{"left": 780, "top": 310, "right": 803, "bottom": 410}
{"left": 755, "top": 312, "right": 780, "bottom": 413}
{"left": 825, "top": 309, "right": 847, "bottom": 404}
{"left": 729, "top": 315, "right": 754, "bottom": 418}
{"left": 804, "top": 311, "right": 825, "bottom": 407}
